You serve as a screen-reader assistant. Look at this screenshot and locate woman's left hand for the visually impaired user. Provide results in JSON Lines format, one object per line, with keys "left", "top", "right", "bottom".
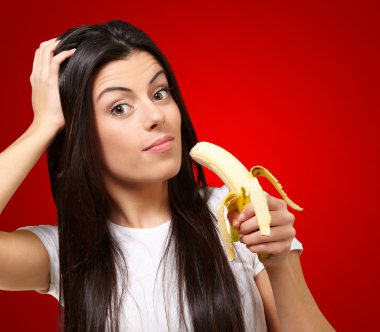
{"left": 227, "top": 194, "right": 296, "bottom": 268}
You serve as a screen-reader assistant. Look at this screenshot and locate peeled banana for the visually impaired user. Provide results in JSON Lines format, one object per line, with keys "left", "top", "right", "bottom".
{"left": 189, "top": 141, "right": 303, "bottom": 261}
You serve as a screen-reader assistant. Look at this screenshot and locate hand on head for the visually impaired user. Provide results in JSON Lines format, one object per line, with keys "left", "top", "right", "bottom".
{"left": 30, "top": 38, "right": 76, "bottom": 131}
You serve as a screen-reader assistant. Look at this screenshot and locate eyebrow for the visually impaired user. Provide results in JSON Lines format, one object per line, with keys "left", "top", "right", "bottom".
{"left": 96, "top": 69, "right": 166, "bottom": 102}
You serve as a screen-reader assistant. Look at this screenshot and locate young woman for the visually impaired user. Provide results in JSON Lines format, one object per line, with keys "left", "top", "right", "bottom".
{"left": 0, "top": 20, "right": 335, "bottom": 332}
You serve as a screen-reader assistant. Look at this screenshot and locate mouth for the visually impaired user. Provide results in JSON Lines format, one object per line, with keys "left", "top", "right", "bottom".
{"left": 143, "top": 135, "right": 175, "bottom": 152}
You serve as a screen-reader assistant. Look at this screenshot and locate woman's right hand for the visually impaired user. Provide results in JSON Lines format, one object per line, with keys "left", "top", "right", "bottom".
{"left": 30, "top": 38, "right": 76, "bottom": 132}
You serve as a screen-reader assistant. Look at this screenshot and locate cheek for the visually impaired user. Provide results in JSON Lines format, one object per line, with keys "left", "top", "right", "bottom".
{"left": 96, "top": 119, "right": 138, "bottom": 172}
{"left": 101, "top": 133, "right": 133, "bottom": 163}
{"left": 172, "top": 107, "right": 182, "bottom": 133}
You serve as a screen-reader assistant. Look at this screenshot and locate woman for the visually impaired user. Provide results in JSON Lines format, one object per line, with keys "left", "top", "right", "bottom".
{"left": 0, "top": 20, "right": 335, "bottom": 331}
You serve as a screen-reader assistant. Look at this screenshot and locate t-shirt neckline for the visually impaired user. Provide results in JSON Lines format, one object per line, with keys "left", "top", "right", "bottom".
{"left": 106, "top": 218, "right": 171, "bottom": 236}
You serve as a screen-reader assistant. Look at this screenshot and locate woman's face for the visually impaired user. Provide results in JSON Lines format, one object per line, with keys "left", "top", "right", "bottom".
{"left": 92, "top": 50, "right": 182, "bottom": 187}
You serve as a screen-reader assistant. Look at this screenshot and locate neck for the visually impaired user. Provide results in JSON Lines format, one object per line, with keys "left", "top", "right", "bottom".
{"left": 106, "top": 179, "right": 171, "bottom": 229}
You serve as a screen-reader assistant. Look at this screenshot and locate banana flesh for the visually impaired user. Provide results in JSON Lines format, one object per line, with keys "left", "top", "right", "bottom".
{"left": 189, "top": 141, "right": 303, "bottom": 261}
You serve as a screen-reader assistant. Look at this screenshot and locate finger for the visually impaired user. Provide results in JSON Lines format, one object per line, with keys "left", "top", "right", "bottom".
{"left": 49, "top": 49, "right": 76, "bottom": 77}
{"left": 30, "top": 48, "right": 40, "bottom": 85}
{"left": 238, "top": 216, "right": 259, "bottom": 234}
{"left": 237, "top": 194, "right": 287, "bottom": 221}
{"left": 237, "top": 202, "right": 256, "bottom": 223}
{"left": 41, "top": 40, "right": 60, "bottom": 78}
{"left": 41, "top": 39, "right": 61, "bottom": 79}
{"left": 267, "top": 194, "right": 287, "bottom": 211}
{"left": 227, "top": 210, "right": 240, "bottom": 228}
{"left": 239, "top": 210, "right": 295, "bottom": 235}
{"left": 246, "top": 240, "right": 291, "bottom": 256}
{"left": 240, "top": 224, "right": 296, "bottom": 246}
{"left": 37, "top": 38, "right": 59, "bottom": 78}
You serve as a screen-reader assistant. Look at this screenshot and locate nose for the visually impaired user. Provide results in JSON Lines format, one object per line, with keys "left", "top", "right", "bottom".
{"left": 142, "top": 100, "right": 166, "bottom": 130}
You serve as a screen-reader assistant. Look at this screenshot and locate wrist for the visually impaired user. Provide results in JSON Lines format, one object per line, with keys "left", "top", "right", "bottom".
{"left": 22, "top": 120, "right": 62, "bottom": 149}
{"left": 30, "top": 118, "right": 64, "bottom": 135}
{"left": 264, "top": 256, "right": 292, "bottom": 275}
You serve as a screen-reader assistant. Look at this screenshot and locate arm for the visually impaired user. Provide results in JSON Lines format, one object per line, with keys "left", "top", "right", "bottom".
{"left": 254, "top": 268, "right": 280, "bottom": 332}
{"left": 229, "top": 196, "right": 335, "bottom": 331}
{"left": 0, "top": 38, "right": 74, "bottom": 214}
{"left": 0, "top": 122, "right": 61, "bottom": 214}
{"left": 255, "top": 251, "right": 335, "bottom": 331}
{"left": 0, "top": 39, "right": 75, "bottom": 291}
{"left": 0, "top": 230, "right": 51, "bottom": 291}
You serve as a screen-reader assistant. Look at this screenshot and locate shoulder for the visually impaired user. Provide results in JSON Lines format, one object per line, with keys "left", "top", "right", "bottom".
{"left": 15, "top": 225, "right": 59, "bottom": 262}
{"left": 16, "top": 224, "right": 58, "bottom": 248}
{"left": 15, "top": 224, "right": 60, "bottom": 301}
{"left": 231, "top": 241, "right": 265, "bottom": 278}
{"left": 207, "top": 184, "right": 229, "bottom": 199}
{"left": 205, "top": 185, "right": 229, "bottom": 211}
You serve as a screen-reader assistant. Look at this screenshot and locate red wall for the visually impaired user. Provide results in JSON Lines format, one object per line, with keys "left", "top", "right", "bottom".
{"left": 1, "top": 1, "right": 378, "bottom": 330}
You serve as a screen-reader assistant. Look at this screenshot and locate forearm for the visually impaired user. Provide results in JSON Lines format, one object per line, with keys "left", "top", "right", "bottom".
{"left": 0, "top": 121, "right": 60, "bottom": 214}
{"left": 266, "top": 259, "right": 335, "bottom": 332}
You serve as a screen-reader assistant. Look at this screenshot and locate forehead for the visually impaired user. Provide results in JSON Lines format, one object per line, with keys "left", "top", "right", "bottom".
{"left": 93, "top": 51, "right": 165, "bottom": 92}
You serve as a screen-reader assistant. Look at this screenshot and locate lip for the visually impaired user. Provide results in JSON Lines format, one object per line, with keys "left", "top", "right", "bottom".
{"left": 143, "top": 135, "right": 174, "bottom": 152}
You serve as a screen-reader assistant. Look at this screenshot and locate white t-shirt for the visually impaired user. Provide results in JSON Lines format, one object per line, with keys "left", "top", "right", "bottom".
{"left": 17, "top": 185, "right": 303, "bottom": 331}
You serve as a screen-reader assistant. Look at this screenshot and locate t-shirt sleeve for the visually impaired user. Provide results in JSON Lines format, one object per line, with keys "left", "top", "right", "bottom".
{"left": 253, "top": 236, "right": 303, "bottom": 278}
{"left": 290, "top": 235, "right": 303, "bottom": 254}
{"left": 16, "top": 225, "right": 60, "bottom": 302}
{"left": 252, "top": 253, "right": 265, "bottom": 277}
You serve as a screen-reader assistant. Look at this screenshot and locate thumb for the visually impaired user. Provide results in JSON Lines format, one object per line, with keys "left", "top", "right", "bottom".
{"left": 227, "top": 209, "right": 240, "bottom": 228}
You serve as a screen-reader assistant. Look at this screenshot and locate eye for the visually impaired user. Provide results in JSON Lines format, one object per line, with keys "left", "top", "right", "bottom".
{"left": 153, "top": 87, "right": 171, "bottom": 101}
{"left": 110, "top": 103, "right": 133, "bottom": 116}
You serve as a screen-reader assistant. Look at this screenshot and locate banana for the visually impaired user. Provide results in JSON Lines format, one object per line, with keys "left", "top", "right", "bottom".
{"left": 189, "top": 141, "right": 303, "bottom": 261}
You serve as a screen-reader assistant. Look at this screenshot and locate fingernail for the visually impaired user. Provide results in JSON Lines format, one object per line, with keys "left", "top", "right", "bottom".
{"left": 232, "top": 221, "right": 239, "bottom": 229}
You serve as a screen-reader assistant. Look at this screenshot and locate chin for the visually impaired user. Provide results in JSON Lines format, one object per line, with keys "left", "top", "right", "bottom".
{"left": 104, "top": 153, "right": 183, "bottom": 185}
{"left": 160, "top": 158, "right": 182, "bottom": 181}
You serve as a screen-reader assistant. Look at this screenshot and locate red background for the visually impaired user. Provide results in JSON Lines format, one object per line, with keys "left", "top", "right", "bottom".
{"left": 1, "top": 0, "right": 379, "bottom": 331}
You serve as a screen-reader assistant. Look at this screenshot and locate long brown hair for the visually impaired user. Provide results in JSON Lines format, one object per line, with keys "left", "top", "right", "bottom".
{"left": 47, "top": 20, "right": 247, "bottom": 332}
